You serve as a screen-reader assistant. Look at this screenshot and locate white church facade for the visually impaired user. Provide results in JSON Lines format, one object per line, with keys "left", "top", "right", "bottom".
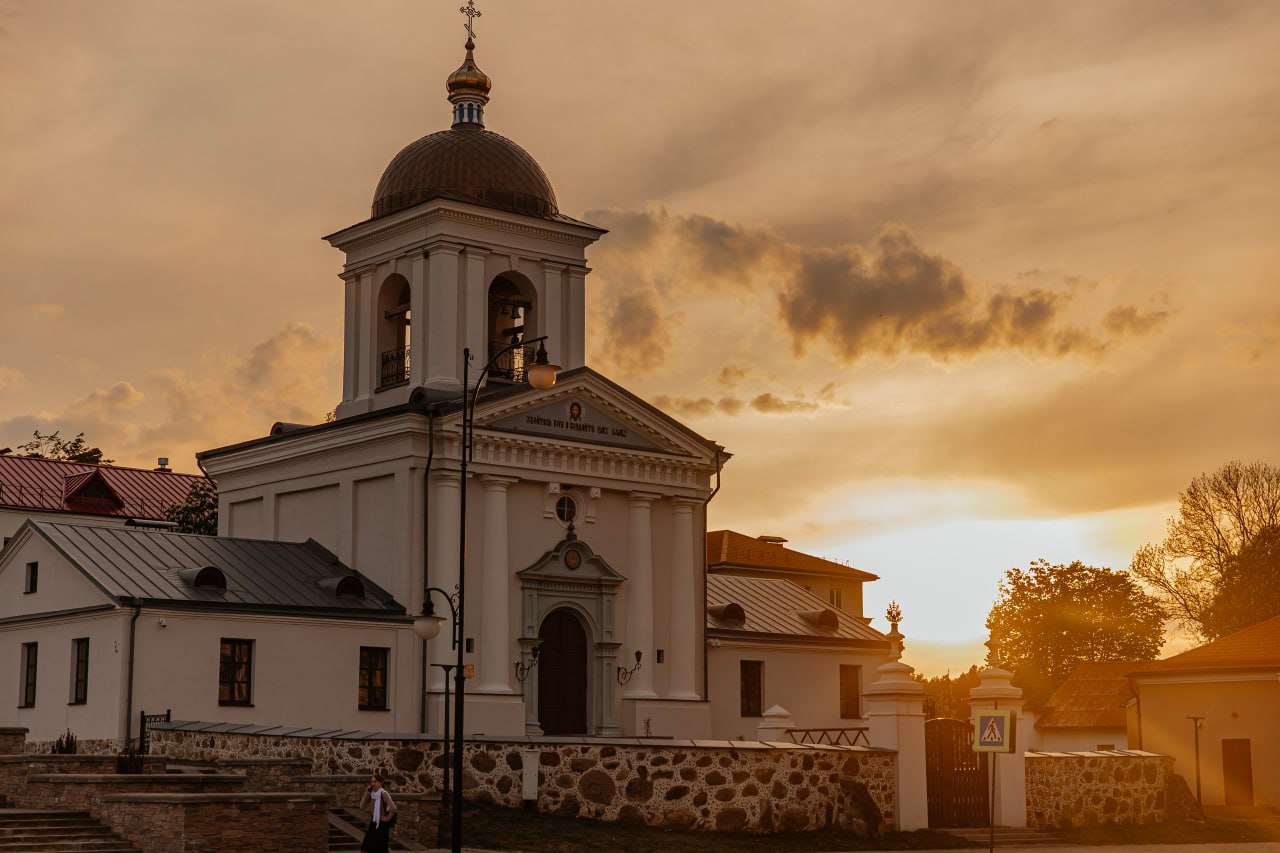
{"left": 198, "top": 35, "right": 725, "bottom": 740}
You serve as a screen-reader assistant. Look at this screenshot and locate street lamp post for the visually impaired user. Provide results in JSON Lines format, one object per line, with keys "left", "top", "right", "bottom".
{"left": 414, "top": 336, "right": 559, "bottom": 853}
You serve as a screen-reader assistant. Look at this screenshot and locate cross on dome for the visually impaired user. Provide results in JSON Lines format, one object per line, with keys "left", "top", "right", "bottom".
{"left": 460, "top": 0, "right": 481, "bottom": 39}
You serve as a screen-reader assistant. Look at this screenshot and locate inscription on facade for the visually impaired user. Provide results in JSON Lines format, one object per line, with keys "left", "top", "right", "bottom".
{"left": 487, "top": 397, "right": 666, "bottom": 452}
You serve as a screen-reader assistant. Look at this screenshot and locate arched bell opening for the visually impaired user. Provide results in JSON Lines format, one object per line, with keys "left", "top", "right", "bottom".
{"left": 486, "top": 273, "right": 536, "bottom": 382}
{"left": 376, "top": 274, "right": 411, "bottom": 389}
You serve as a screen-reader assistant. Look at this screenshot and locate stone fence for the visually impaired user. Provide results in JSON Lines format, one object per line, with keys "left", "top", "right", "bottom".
{"left": 150, "top": 723, "right": 898, "bottom": 834}
{"left": 1025, "top": 750, "right": 1175, "bottom": 828}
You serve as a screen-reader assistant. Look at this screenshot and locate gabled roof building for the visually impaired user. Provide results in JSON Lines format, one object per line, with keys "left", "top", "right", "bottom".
{"left": 0, "top": 454, "right": 208, "bottom": 551}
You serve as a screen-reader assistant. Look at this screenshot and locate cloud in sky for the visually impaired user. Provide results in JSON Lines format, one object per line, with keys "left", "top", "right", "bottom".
{"left": 0, "top": 323, "right": 340, "bottom": 470}
{"left": 588, "top": 207, "right": 1170, "bottom": 372}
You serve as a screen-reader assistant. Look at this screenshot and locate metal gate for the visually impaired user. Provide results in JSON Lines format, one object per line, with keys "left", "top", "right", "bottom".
{"left": 925, "top": 717, "right": 989, "bottom": 827}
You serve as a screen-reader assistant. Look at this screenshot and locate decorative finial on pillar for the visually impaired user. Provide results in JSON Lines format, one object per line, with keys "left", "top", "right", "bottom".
{"left": 885, "top": 600, "right": 905, "bottom": 662}
{"left": 886, "top": 600, "right": 902, "bottom": 627}
{"left": 459, "top": 0, "right": 482, "bottom": 40}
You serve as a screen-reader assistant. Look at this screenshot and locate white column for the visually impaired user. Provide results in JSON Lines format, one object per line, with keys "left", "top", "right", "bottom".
{"left": 426, "top": 242, "right": 462, "bottom": 391}
{"left": 566, "top": 266, "right": 588, "bottom": 368}
{"left": 625, "top": 492, "right": 659, "bottom": 698}
{"left": 409, "top": 253, "right": 428, "bottom": 386}
{"left": 541, "top": 262, "right": 565, "bottom": 365}
{"left": 463, "top": 247, "right": 489, "bottom": 376}
{"left": 969, "top": 666, "right": 1028, "bottom": 828}
{"left": 668, "top": 499, "right": 699, "bottom": 699}
{"left": 341, "top": 274, "right": 360, "bottom": 402}
{"left": 427, "top": 470, "right": 462, "bottom": 692}
{"left": 356, "top": 267, "right": 378, "bottom": 400}
{"left": 478, "top": 474, "right": 517, "bottom": 693}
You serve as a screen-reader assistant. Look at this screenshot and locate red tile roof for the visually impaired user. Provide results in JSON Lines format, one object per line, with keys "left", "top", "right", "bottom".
{"left": 1036, "top": 660, "right": 1154, "bottom": 729}
{"left": 1141, "top": 614, "right": 1280, "bottom": 675}
{"left": 0, "top": 455, "right": 207, "bottom": 521}
{"left": 706, "top": 529, "right": 878, "bottom": 581}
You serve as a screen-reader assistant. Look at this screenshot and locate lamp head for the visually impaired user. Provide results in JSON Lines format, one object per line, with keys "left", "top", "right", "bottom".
{"left": 526, "top": 342, "right": 560, "bottom": 391}
{"left": 413, "top": 598, "right": 447, "bottom": 641}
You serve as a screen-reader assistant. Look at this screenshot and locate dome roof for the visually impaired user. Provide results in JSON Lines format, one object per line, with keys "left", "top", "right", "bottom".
{"left": 371, "top": 126, "right": 559, "bottom": 219}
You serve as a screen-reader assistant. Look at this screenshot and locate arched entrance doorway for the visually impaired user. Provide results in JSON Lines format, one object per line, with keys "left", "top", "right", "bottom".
{"left": 538, "top": 609, "right": 588, "bottom": 735}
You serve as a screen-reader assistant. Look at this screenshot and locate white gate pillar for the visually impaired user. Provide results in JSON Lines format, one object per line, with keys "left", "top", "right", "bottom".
{"left": 864, "top": 618, "right": 927, "bottom": 831}
{"left": 968, "top": 666, "right": 1027, "bottom": 828}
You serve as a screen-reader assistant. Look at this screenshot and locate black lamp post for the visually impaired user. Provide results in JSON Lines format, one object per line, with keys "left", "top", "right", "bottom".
{"left": 414, "top": 336, "right": 559, "bottom": 853}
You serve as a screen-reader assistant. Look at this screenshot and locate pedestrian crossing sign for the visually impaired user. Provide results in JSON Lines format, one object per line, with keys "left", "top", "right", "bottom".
{"left": 973, "top": 709, "right": 1013, "bottom": 753}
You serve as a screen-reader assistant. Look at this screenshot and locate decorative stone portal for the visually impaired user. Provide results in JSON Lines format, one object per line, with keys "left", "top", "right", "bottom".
{"left": 518, "top": 532, "right": 624, "bottom": 735}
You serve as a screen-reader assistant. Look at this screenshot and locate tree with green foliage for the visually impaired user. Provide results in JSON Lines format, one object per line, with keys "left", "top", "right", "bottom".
{"left": 985, "top": 559, "right": 1166, "bottom": 706}
{"left": 19, "top": 430, "right": 112, "bottom": 465}
{"left": 915, "top": 665, "right": 984, "bottom": 720}
{"left": 165, "top": 480, "right": 218, "bottom": 536}
{"left": 1203, "top": 526, "right": 1280, "bottom": 638}
{"left": 1130, "top": 460, "right": 1280, "bottom": 639}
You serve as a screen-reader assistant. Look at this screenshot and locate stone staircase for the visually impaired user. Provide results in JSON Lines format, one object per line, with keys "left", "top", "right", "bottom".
{"left": 328, "top": 807, "right": 426, "bottom": 851}
{"left": 940, "top": 826, "right": 1064, "bottom": 847}
{"left": 0, "top": 808, "right": 140, "bottom": 852}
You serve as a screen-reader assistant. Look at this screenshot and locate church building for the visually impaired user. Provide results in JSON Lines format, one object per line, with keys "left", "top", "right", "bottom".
{"left": 198, "top": 32, "right": 726, "bottom": 740}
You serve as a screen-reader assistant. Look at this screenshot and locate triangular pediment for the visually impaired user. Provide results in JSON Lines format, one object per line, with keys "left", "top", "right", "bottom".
{"left": 470, "top": 368, "right": 723, "bottom": 463}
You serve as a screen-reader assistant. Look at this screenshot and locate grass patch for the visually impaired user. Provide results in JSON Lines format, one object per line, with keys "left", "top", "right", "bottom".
{"left": 446, "top": 802, "right": 976, "bottom": 852}
{"left": 1055, "top": 817, "right": 1280, "bottom": 846}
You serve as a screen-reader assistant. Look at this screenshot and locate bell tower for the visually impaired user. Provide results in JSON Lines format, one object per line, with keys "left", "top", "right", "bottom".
{"left": 324, "top": 30, "right": 605, "bottom": 418}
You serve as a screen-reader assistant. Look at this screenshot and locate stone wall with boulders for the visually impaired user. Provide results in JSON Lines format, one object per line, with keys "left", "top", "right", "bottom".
{"left": 150, "top": 726, "right": 897, "bottom": 834}
{"left": 1025, "top": 751, "right": 1174, "bottom": 828}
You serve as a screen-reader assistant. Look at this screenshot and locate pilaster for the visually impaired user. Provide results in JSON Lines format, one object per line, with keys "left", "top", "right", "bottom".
{"left": 667, "top": 499, "right": 700, "bottom": 699}
{"left": 426, "top": 242, "right": 463, "bottom": 392}
{"left": 624, "top": 491, "right": 659, "bottom": 699}
{"left": 477, "top": 474, "right": 518, "bottom": 693}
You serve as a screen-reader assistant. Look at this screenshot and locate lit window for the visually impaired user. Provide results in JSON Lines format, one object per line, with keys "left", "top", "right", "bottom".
{"left": 358, "top": 647, "right": 390, "bottom": 711}
{"left": 218, "top": 639, "right": 253, "bottom": 706}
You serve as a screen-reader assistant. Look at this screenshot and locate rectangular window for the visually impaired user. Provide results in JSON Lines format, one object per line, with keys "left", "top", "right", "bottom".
{"left": 218, "top": 639, "right": 253, "bottom": 706}
{"left": 358, "top": 646, "right": 389, "bottom": 711}
{"left": 70, "top": 638, "right": 90, "bottom": 705}
{"left": 24, "top": 562, "right": 38, "bottom": 594}
{"left": 20, "top": 643, "right": 37, "bottom": 707}
{"left": 829, "top": 588, "right": 843, "bottom": 609}
{"left": 839, "top": 664, "right": 862, "bottom": 719}
{"left": 740, "top": 660, "right": 763, "bottom": 717}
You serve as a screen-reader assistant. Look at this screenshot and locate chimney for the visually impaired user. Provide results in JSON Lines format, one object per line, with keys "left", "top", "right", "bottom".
{"left": 154, "top": 457, "right": 171, "bottom": 473}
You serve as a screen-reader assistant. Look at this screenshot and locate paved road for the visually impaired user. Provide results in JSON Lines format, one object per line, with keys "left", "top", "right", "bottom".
{"left": 422, "top": 846, "right": 1280, "bottom": 853}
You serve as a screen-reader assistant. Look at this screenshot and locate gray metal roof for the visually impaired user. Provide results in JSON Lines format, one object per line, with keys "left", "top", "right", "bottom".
{"left": 28, "top": 521, "right": 404, "bottom": 616}
{"left": 706, "top": 574, "right": 887, "bottom": 643}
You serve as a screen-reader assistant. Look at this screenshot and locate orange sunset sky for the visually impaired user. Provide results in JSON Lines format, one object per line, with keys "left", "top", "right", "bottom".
{"left": 2, "top": 2, "right": 1278, "bottom": 674}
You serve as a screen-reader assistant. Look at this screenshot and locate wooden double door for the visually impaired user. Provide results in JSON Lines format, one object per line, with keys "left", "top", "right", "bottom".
{"left": 537, "top": 609, "right": 588, "bottom": 735}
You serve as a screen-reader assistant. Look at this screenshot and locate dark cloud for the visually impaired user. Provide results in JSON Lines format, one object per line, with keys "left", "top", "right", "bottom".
{"left": 1102, "top": 305, "right": 1171, "bottom": 338}
{"left": 649, "top": 396, "right": 746, "bottom": 418}
{"left": 597, "top": 285, "right": 672, "bottom": 374}
{"left": 779, "top": 224, "right": 1121, "bottom": 361}
{"left": 750, "top": 393, "right": 819, "bottom": 414}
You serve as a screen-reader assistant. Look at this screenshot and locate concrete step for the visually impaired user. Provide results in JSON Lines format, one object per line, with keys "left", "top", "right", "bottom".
{"left": 0, "top": 807, "right": 138, "bottom": 852}
{"left": 941, "top": 827, "right": 1064, "bottom": 847}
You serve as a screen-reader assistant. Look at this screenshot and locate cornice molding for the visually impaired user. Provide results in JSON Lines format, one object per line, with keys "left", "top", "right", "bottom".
{"left": 328, "top": 202, "right": 602, "bottom": 258}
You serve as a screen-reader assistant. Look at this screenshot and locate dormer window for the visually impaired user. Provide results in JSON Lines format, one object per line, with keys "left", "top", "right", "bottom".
{"left": 179, "top": 566, "right": 227, "bottom": 592}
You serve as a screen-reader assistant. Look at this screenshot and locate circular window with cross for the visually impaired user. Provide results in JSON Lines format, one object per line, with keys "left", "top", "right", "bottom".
{"left": 554, "top": 494, "right": 578, "bottom": 526}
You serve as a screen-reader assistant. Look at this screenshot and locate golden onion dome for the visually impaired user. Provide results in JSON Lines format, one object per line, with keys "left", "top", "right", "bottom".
{"left": 446, "top": 38, "right": 491, "bottom": 97}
